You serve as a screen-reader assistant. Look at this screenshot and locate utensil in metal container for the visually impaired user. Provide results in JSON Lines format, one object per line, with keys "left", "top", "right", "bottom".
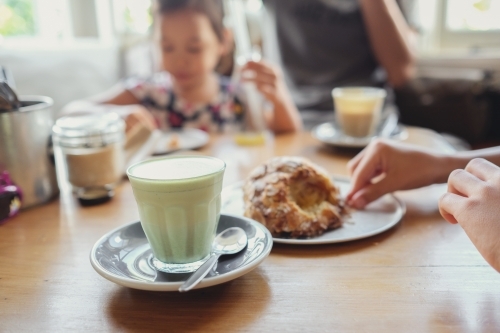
{"left": 0, "top": 96, "right": 59, "bottom": 208}
{"left": 0, "top": 81, "right": 21, "bottom": 112}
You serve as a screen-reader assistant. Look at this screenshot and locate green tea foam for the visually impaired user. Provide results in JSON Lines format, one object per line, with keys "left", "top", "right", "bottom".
{"left": 129, "top": 156, "right": 225, "bottom": 180}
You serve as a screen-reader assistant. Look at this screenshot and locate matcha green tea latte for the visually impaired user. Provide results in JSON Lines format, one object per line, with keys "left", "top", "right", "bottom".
{"left": 127, "top": 156, "right": 226, "bottom": 273}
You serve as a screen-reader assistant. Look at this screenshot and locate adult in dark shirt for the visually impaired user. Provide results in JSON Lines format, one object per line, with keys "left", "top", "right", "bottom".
{"left": 262, "top": 0, "right": 416, "bottom": 110}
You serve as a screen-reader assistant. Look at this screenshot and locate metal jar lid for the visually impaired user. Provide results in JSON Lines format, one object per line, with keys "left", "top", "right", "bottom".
{"left": 52, "top": 112, "right": 125, "bottom": 148}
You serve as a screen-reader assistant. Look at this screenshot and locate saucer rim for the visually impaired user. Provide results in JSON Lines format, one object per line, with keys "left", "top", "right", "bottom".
{"left": 89, "top": 213, "right": 273, "bottom": 291}
{"left": 311, "top": 122, "right": 408, "bottom": 148}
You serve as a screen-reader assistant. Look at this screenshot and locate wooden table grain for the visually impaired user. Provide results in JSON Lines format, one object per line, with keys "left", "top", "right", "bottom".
{"left": 1, "top": 128, "right": 499, "bottom": 332}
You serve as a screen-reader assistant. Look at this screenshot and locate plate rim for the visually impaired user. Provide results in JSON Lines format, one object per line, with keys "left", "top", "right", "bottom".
{"left": 153, "top": 128, "right": 209, "bottom": 155}
{"left": 89, "top": 213, "right": 273, "bottom": 291}
{"left": 221, "top": 176, "right": 406, "bottom": 245}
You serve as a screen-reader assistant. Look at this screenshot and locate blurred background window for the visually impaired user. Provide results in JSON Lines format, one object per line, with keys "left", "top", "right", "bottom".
{"left": 112, "top": 0, "right": 153, "bottom": 35}
{"left": 404, "top": 0, "right": 500, "bottom": 53}
{"left": 446, "top": 0, "right": 500, "bottom": 32}
{"left": 439, "top": 0, "right": 500, "bottom": 50}
{"left": 0, "top": 0, "right": 36, "bottom": 37}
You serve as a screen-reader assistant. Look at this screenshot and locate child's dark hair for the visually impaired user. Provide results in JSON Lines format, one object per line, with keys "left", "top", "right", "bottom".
{"left": 156, "top": 0, "right": 225, "bottom": 42}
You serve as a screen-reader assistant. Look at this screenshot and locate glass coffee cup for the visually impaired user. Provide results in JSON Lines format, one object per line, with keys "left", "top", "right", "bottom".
{"left": 127, "top": 156, "right": 226, "bottom": 273}
{"left": 332, "top": 87, "right": 387, "bottom": 138}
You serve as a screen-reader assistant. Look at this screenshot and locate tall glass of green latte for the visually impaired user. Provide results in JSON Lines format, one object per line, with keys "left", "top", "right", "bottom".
{"left": 126, "top": 156, "right": 226, "bottom": 273}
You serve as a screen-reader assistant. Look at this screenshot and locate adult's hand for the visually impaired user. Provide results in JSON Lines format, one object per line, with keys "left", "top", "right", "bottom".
{"left": 439, "top": 158, "right": 500, "bottom": 272}
{"left": 347, "top": 139, "right": 448, "bottom": 209}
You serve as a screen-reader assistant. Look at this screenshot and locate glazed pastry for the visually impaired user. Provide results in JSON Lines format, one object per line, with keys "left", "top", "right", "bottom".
{"left": 243, "top": 156, "right": 345, "bottom": 238}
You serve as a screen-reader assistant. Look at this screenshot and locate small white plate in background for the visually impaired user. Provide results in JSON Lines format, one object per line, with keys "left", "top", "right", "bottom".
{"left": 153, "top": 128, "right": 209, "bottom": 155}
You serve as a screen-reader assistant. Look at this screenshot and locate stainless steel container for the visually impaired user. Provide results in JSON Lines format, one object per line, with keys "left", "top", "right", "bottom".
{"left": 0, "top": 96, "right": 59, "bottom": 208}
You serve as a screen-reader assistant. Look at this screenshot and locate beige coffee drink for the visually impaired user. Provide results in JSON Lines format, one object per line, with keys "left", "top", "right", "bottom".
{"left": 127, "top": 156, "right": 225, "bottom": 273}
{"left": 65, "top": 144, "right": 123, "bottom": 188}
{"left": 332, "top": 87, "right": 386, "bottom": 137}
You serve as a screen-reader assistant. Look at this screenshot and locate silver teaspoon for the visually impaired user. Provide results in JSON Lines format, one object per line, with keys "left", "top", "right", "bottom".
{"left": 179, "top": 227, "right": 248, "bottom": 292}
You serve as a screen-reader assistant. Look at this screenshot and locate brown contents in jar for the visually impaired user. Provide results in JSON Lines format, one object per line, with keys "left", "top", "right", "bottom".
{"left": 65, "top": 144, "right": 124, "bottom": 188}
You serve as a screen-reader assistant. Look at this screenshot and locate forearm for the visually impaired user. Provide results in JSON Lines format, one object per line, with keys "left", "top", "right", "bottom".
{"left": 434, "top": 147, "right": 500, "bottom": 183}
{"left": 269, "top": 94, "right": 302, "bottom": 133}
{"left": 358, "top": 0, "right": 416, "bottom": 87}
{"left": 60, "top": 85, "right": 141, "bottom": 118}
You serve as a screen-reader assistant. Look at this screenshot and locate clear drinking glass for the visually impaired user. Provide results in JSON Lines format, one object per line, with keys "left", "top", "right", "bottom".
{"left": 332, "top": 87, "right": 387, "bottom": 138}
{"left": 52, "top": 112, "right": 125, "bottom": 203}
{"left": 127, "top": 156, "right": 226, "bottom": 273}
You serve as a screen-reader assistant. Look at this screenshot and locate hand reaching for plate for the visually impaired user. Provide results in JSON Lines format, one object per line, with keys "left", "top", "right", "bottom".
{"left": 346, "top": 139, "right": 448, "bottom": 209}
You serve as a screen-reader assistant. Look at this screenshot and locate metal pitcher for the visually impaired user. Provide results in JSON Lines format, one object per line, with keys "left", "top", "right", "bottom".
{"left": 0, "top": 96, "right": 59, "bottom": 208}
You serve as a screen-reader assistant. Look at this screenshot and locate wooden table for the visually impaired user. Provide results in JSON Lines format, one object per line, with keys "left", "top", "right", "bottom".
{"left": 1, "top": 129, "right": 499, "bottom": 332}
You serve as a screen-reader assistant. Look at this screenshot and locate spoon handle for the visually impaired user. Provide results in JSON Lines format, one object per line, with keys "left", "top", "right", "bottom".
{"left": 179, "top": 254, "right": 220, "bottom": 292}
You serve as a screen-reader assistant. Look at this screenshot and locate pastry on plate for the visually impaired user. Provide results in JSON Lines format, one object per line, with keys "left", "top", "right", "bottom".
{"left": 243, "top": 156, "right": 346, "bottom": 238}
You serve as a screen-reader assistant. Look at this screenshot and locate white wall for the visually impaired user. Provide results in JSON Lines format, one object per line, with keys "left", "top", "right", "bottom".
{"left": 0, "top": 44, "right": 120, "bottom": 115}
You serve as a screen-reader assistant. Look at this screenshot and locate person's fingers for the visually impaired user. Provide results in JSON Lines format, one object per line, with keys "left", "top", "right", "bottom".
{"left": 347, "top": 149, "right": 366, "bottom": 175}
{"left": 242, "top": 75, "right": 276, "bottom": 88}
{"left": 258, "top": 84, "right": 274, "bottom": 96}
{"left": 347, "top": 146, "right": 384, "bottom": 201}
{"left": 130, "top": 107, "right": 157, "bottom": 131}
{"left": 447, "top": 169, "right": 483, "bottom": 198}
{"left": 242, "top": 63, "right": 278, "bottom": 84}
{"left": 346, "top": 169, "right": 385, "bottom": 203}
{"left": 242, "top": 68, "right": 276, "bottom": 84}
{"left": 438, "top": 192, "right": 466, "bottom": 224}
{"left": 139, "top": 112, "right": 156, "bottom": 129}
{"left": 243, "top": 61, "right": 276, "bottom": 76}
{"left": 142, "top": 109, "right": 157, "bottom": 129}
{"left": 465, "top": 158, "right": 500, "bottom": 183}
{"left": 252, "top": 81, "right": 276, "bottom": 95}
{"left": 125, "top": 113, "right": 140, "bottom": 132}
{"left": 241, "top": 64, "right": 273, "bottom": 78}
{"left": 348, "top": 177, "right": 394, "bottom": 209}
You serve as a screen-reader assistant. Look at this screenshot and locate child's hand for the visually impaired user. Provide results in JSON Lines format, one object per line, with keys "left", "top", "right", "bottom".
{"left": 347, "top": 139, "right": 444, "bottom": 209}
{"left": 124, "top": 107, "right": 157, "bottom": 150}
{"left": 125, "top": 107, "right": 157, "bottom": 133}
{"left": 241, "top": 60, "right": 302, "bottom": 133}
{"left": 241, "top": 60, "right": 288, "bottom": 105}
{"left": 439, "top": 158, "right": 500, "bottom": 272}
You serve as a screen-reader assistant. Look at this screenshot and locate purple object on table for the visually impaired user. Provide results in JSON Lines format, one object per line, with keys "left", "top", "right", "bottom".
{"left": 0, "top": 171, "right": 22, "bottom": 224}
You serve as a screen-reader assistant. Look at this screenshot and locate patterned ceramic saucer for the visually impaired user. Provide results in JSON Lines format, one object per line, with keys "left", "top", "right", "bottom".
{"left": 90, "top": 214, "right": 272, "bottom": 291}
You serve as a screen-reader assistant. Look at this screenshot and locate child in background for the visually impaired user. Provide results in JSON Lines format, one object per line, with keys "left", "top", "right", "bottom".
{"left": 66, "top": 0, "right": 302, "bottom": 135}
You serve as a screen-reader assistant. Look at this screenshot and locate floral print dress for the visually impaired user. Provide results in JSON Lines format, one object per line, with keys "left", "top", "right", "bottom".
{"left": 125, "top": 72, "right": 246, "bottom": 133}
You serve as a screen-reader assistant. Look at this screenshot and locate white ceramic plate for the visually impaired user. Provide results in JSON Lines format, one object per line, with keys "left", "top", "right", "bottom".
{"left": 153, "top": 128, "right": 209, "bottom": 155}
{"left": 311, "top": 110, "right": 408, "bottom": 148}
{"left": 221, "top": 177, "right": 406, "bottom": 245}
{"left": 90, "top": 214, "right": 273, "bottom": 291}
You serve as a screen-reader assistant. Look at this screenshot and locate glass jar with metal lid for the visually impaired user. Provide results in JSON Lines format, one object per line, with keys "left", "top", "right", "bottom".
{"left": 52, "top": 112, "right": 125, "bottom": 205}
